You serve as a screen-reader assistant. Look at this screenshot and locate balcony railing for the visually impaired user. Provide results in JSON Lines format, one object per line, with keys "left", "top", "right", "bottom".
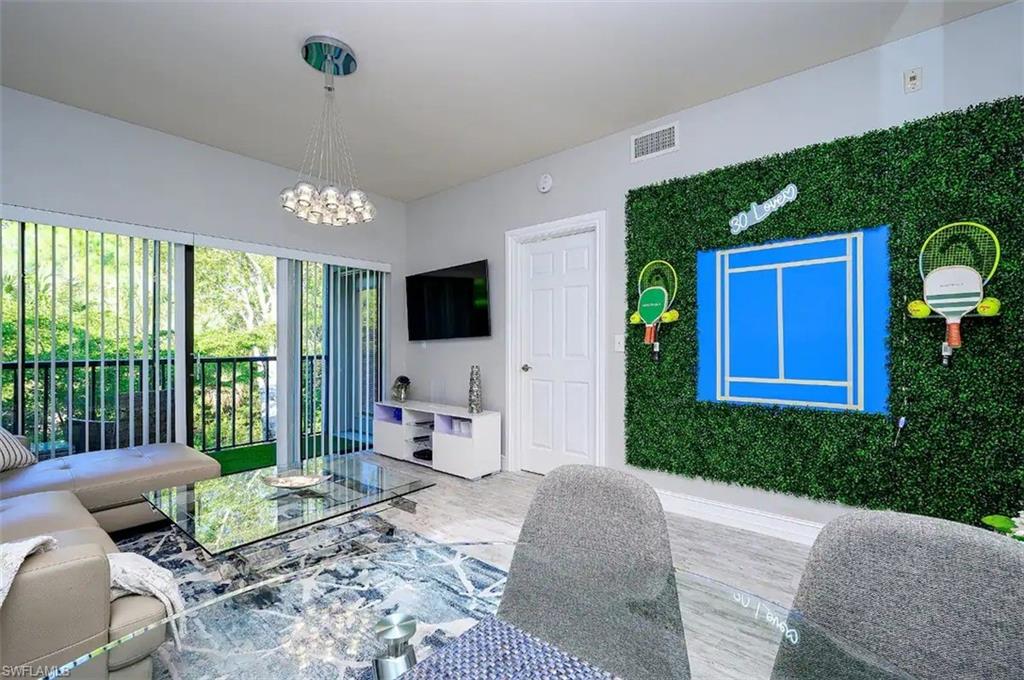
{"left": 195, "top": 354, "right": 275, "bottom": 453}
{"left": 1, "top": 354, "right": 328, "bottom": 456}
{"left": 1, "top": 357, "right": 175, "bottom": 457}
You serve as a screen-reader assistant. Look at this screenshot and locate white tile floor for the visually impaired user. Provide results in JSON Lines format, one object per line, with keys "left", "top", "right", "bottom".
{"left": 369, "top": 453, "right": 815, "bottom": 680}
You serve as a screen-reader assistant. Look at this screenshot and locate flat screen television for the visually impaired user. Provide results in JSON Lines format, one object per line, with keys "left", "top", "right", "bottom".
{"left": 406, "top": 260, "right": 491, "bottom": 341}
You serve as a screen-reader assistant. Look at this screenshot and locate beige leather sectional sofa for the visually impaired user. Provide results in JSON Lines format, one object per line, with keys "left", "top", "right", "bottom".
{"left": 0, "top": 438, "right": 220, "bottom": 679}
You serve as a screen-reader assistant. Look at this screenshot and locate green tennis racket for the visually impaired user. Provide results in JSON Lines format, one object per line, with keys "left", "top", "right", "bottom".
{"left": 637, "top": 260, "right": 678, "bottom": 361}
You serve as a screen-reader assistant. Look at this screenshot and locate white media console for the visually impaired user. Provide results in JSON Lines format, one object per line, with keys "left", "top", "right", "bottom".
{"left": 373, "top": 399, "right": 501, "bottom": 479}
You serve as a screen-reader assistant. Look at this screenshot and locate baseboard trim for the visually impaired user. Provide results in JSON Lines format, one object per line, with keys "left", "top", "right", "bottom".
{"left": 656, "top": 489, "right": 824, "bottom": 546}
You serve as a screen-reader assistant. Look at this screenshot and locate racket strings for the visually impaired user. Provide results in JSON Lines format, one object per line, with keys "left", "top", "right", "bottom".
{"left": 644, "top": 272, "right": 672, "bottom": 290}
{"left": 921, "top": 225, "right": 998, "bottom": 280}
{"left": 639, "top": 263, "right": 678, "bottom": 303}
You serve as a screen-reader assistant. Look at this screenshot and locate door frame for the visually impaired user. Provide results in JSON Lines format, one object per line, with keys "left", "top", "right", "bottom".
{"left": 504, "top": 210, "right": 606, "bottom": 473}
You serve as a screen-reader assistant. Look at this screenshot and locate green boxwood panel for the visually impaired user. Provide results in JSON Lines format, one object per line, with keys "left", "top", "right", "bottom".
{"left": 625, "top": 98, "right": 1024, "bottom": 524}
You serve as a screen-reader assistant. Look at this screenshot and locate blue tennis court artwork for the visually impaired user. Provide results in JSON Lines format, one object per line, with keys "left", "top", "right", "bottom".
{"left": 696, "top": 227, "right": 889, "bottom": 414}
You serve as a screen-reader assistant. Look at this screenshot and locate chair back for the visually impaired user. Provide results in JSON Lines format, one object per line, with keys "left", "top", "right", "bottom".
{"left": 498, "top": 464, "right": 690, "bottom": 680}
{"left": 771, "top": 510, "right": 1024, "bottom": 680}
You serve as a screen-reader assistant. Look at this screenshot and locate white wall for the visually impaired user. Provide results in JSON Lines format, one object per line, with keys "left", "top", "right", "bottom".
{"left": 403, "top": 2, "right": 1024, "bottom": 522}
{"left": 0, "top": 86, "right": 409, "bottom": 375}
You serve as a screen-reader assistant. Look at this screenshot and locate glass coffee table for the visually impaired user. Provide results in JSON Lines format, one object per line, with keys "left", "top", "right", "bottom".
{"left": 49, "top": 541, "right": 915, "bottom": 680}
{"left": 143, "top": 453, "right": 434, "bottom": 556}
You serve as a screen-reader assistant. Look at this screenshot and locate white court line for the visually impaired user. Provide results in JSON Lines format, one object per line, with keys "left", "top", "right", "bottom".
{"left": 846, "top": 236, "right": 853, "bottom": 407}
{"left": 715, "top": 231, "right": 866, "bottom": 410}
{"left": 728, "top": 255, "right": 848, "bottom": 273}
{"left": 856, "top": 233, "right": 865, "bottom": 410}
{"left": 720, "top": 232, "right": 853, "bottom": 256}
{"left": 723, "top": 253, "right": 731, "bottom": 399}
{"left": 776, "top": 268, "right": 785, "bottom": 379}
{"left": 728, "top": 377, "right": 848, "bottom": 387}
{"left": 721, "top": 395, "right": 863, "bottom": 410}
{"left": 715, "top": 252, "right": 723, "bottom": 401}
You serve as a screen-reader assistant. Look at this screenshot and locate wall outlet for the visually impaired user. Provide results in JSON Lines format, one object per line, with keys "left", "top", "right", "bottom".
{"left": 903, "top": 67, "right": 922, "bottom": 94}
{"left": 614, "top": 334, "right": 626, "bottom": 353}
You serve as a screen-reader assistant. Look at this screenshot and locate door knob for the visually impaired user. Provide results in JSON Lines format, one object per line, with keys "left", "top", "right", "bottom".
{"left": 521, "top": 364, "right": 532, "bottom": 372}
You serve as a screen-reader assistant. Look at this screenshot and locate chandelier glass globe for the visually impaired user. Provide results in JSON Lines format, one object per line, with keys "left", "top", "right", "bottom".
{"left": 320, "top": 185, "right": 342, "bottom": 213}
{"left": 280, "top": 36, "right": 375, "bottom": 227}
{"left": 345, "top": 189, "right": 368, "bottom": 209}
{"left": 280, "top": 188, "right": 297, "bottom": 213}
{"left": 357, "top": 202, "right": 377, "bottom": 222}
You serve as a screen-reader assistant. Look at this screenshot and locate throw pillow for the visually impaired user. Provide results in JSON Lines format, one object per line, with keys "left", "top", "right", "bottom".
{"left": 0, "top": 427, "right": 37, "bottom": 472}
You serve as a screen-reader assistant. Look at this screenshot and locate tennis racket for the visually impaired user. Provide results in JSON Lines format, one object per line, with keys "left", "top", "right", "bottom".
{"left": 919, "top": 221, "right": 1000, "bottom": 282}
{"left": 919, "top": 222, "right": 1000, "bottom": 350}
{"left": 637, "top": 260, "right": 678, "bottom": 361}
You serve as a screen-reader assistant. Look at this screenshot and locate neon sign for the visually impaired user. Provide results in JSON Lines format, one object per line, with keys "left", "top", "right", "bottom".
{"left": 729, "top": 183, "right": 799, "bottom": 235}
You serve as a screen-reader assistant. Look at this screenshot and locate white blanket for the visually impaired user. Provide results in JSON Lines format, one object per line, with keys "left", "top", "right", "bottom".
{"left": 0, "top": 535, "right": 58, "bottom": 608}
{"left": 109, "top": 552, "right": 188, "bottom": 646}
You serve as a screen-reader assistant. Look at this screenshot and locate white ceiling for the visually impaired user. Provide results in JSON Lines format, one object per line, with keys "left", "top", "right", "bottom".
{"left": 1, "top": 1, "right": 1004, "bottom": 201}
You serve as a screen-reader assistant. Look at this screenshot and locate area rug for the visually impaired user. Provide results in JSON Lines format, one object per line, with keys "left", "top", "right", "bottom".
{"left": 114, "top": 513, "right": 508, "bottom": 679}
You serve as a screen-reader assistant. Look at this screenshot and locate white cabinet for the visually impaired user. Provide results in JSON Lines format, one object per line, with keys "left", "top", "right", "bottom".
{"left": 373, "top": 400, "right": 501, "bottom": 480}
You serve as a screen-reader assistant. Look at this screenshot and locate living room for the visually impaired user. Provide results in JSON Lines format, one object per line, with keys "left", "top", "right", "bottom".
{"left": 1, "top": 2, "right": 1021, "bottom": 679}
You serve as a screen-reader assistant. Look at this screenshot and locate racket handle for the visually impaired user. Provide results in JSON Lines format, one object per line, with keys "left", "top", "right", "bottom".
{"left": 644, "top": 325, "right": 655, "bottom": 344}
{"left": 947, "top": 322, "right": 962, "bottom": 349}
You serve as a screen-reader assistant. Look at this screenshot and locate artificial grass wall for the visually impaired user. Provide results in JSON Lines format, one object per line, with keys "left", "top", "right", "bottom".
{"left": 625, "top": 98, "right": 1023, "bottom": 524}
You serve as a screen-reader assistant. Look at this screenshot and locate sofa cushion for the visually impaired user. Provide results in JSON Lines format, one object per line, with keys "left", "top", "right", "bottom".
{"left": 0, "top": 543, "right": 111, "bottom": 671}
{"left": 0, "top": 491, "right": 169, "bottom": 674}
{"left": 108, "top": 595, "right": 168, "bottom": 671}
{"left": 0, "top": 490, "right": 97, "bottom": 539}
{"left": 69, "top": 443, "right": 220, "bottom": 511}
{"left": 0, "top": 443, "right": 220, "bottom": 511}
{"left": 46, "top": 526, "right": 120, "bottom": 554}
{"left": 0, "top": 456, "right": 76, "bottom": 499}
{"left": 0, "top": 490, "right": 118, "bottom": 553}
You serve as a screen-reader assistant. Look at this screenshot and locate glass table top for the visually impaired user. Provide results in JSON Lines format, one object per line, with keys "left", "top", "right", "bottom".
{"left": 143, "top": 454, "right": 434, "bottom": 554}
{"left": 52, "top": 540, "right": 916, "bottom": 680}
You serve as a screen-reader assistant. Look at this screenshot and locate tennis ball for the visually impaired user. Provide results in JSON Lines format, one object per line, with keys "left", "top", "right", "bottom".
{"left": 907, "top": 300, "right": 931, "bottom": 318}
{"left": 629, "top": 311, "right": 642, "bottom": 325}
{"left": 661, "top": 310, "right": 680, "bottom": 323}
{"left": 977, "top": 297, "right": 1001, "bottom": 317}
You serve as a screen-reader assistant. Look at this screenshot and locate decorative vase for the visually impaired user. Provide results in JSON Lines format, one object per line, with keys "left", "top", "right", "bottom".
{"left": 391, "top": 376, "right": 411, "bottom": 403}
{"left": 468, "top": 365, "right": 483, "bottom": 414}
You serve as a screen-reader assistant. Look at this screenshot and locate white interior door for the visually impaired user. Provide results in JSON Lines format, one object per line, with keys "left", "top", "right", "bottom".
{"left": 519, "top": 230, "right": 597, "bottom": 474}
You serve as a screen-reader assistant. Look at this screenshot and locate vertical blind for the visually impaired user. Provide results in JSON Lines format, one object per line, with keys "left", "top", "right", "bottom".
{"left": 298, "top": 262, "right": 385, "bottom": 462}
{"left": 0, "top": 220, "right": 176, "bottom": 456}
{"left": 2, "top": 216, "right": 388, "bottom": 465}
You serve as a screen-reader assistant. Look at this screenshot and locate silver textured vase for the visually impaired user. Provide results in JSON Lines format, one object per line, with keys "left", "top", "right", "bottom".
{"left": 468, "top": 365, "right": 483, "bottom": 414}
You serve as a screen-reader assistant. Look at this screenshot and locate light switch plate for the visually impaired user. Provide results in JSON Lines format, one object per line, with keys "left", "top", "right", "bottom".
{"left": 903, "top": 67, "right": 922, "bottom": 94}
{"left": 614, "top": 334, "right": 626, "bottom": 353}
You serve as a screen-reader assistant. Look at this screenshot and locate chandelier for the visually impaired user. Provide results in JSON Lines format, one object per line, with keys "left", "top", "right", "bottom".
{"left": 280, "top": 36, "right": 375, "bottom": 226}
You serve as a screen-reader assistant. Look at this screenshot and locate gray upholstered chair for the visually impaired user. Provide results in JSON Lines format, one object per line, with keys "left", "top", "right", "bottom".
{"left": 771, "top": 510, "right": 1024, "bottom": 680}
{"left": 497, "top": 464, "right": 690, "bottom": 680}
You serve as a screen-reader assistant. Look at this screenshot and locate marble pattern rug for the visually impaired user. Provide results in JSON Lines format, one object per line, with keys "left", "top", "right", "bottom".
{"left": 114, "top": 512, "right": 508, "bottom": 679}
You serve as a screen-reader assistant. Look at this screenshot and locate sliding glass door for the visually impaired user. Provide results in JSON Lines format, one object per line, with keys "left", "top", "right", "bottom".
{"left": 2, "top": 216, "right": 389, "bottom": 469}
{"left": 191, "top": 246, "right": 277, "bottom": 455}
{"left": 296, "top": 262, "right": 385, "bottom": 463}
{"left": 1, "top": 220, "right": 176, "bottom": 457}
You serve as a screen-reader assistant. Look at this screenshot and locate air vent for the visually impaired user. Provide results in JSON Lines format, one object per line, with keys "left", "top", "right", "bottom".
{"left": 631, "top": 122, "right": 678, "bottom": 162}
